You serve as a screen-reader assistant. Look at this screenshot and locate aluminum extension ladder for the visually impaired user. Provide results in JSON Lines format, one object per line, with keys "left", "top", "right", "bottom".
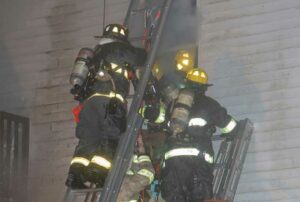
{"left": 63, "top": 0, "right": 253, "bottom": 201}
{"left": 212, "top": 118, "right": 254, "bottom": 202}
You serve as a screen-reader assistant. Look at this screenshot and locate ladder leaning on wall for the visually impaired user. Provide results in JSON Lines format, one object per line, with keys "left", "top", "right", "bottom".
{"left": 62, "top": 0, "right": 253, "bottom": 201}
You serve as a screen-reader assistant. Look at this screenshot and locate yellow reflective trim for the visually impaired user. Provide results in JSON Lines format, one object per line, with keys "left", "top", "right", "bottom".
{"left": 220, "top": 118, "right": 237, "bottom": 134}
{"left": 139, "top": 106, "right": 146, "bottom": 118}
{"left": 204, "top": 152, "right": 214, "bottom": 164}
{"left": 155, "top": 105, "right": 166, "bottom": 124}
{"left": 88, "top": 92, "right": 124, "bottom": 103}
{"left": 120, "top": 29, "right": 125, "bottom": 36}
{"left": 126, "top": 169, "right": 134, "bottom": 175}
{"left": 111, "top": 63, "right": 118, "bottom": 69}
{"left": 138, "top": 155, "right": 151, "bottom": 163}
{"left": 113, "top": 92, "right": 125, "bottom": 103}
{"left": 71, "top": 157, "right": 90, "bottom": 166}
{"left": 188, "top": 118, "right": 207, "bottom": 127}
{"left": 112, "top": 27, "right": 118, "bottom": 33}
{"left": 91, "top": 156, "right": 111, "bottom": 169}
{"left": 115, "top": 69, "right": 122, "bottom": 74}
{"left": 129, "top": 200, "right": 138, "bottom": 202}
{"left": 115, "top": 68, "right": 123, "bottom": 74}
{"left": 165, "top": 148, "right": 200, "bottom": 160}
{"left": 132, "top": 155, "right": 139, "bottom": 163}
{"left": 137, "top": 169, "right": 154, "bottom": 183}
{"left": 124, "top": 70, "right": 128, "bottom": 79}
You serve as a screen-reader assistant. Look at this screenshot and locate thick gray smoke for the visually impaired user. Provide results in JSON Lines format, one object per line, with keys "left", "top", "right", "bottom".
{"left": 159, "top": 0, "right": 198, "bottom": 53}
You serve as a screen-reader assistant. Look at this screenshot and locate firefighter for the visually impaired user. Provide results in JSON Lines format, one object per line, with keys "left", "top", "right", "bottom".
{"left": 142, "top": 50, "right": 195, "bottom": 131}
{"left": 117, "top": 133, "right": 155, "bottom": 202}
{"left": 138, "top": 50, "right": 195, "bottom": 201}
{"left": 65, "top": 23, "right": 147, "bottom": 189}
{"left": 160, "top": 68, "right": 238, "bottom": 202}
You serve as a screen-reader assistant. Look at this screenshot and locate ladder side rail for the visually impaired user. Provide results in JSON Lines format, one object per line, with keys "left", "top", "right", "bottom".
{"left": 223, "top": 119, "right": 253, "bottom": 202}
{"left": 212, "top": 119, "right": 253, "bottom": 201}
{"left": 215, "top": 126, "right": 241, "bottom": 200}
{"left": 123, "top": 0, "right": 136, "bottom": 27}
{"left": 216, "top": 137, "right": 237, "bottom": 199}
{"left": 63, "top": 188, "right": 74, "bottom": 202}
{"left": 221, "top": 120, "right": 249, "bottom": 201}
{"left": 213, "top": 140, "right": 229, "bottom": 196}
{"left": 214, "top": 141, "right": 234, "bottom": 199}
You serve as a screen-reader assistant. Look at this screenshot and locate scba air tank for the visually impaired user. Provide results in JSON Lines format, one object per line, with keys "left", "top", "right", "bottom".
{"left": 70, "top": 48, "right": 94, "bottom": 87}
{"left": 169, "top": 88, "right": 194, "bottom": 134}
{"left": 161, "top": 82, "right": 179, "bottom": 106}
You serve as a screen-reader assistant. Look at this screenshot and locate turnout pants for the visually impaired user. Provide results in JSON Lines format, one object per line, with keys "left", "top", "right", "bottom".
{"left": 69, "top": 94, "right": 126, "bottom": 186}
{"left": 161, "top": 156, "right": 213, "bottom": 202}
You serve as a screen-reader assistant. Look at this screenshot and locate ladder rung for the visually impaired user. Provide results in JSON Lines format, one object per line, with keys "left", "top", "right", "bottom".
{"left": 129, "top": 36, "right": 151, "bottom": 42}
{"left": 131, "top": 8, "right": 147, "bottom": 14}
{"left": 70, "top": 187, "right": 102, "bottom": 194}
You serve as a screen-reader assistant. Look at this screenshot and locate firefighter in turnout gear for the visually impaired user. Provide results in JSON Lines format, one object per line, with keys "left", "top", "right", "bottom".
{"left": 65, "top": 23, "right": 147, "bottom": 189}
{"left": 160, "top": 68, "right": 238, "bottom": 202}
{"left": 142, "top": 50, "right": 195, "bottom": 132}
{"left": 142, "top": 60, "right": 239, "bottom": 201}
{"left": 138, "top": 50, "right": 196, "bottom": 201}
{"left": 117, "top": 133, "right": 155, "bottom": 202}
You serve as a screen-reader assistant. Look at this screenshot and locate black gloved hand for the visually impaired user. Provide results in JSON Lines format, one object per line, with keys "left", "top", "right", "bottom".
{"left": 142, "top": 104, "right": 160, "bottom": 123}
{"left": 107, "top": 98, "right": 126, "bottom": 115}
{"left": 106, "top": 98, "right": 127, "bottom": 132}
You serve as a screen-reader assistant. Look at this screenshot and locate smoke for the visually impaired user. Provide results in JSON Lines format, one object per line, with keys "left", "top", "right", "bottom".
{"left": 156, "top": 0, "right": 199, "bottom": 82}
{"left": 159, "top": 0, "right": 198, "bottom": 53}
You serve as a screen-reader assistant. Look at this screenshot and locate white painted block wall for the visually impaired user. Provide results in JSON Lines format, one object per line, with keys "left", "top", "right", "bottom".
{"left": 0, "top": 0, "right": 130, "bottom": 201}
{"left": 198, "top": 0, "right": 300, "bottom": 201}
{"left": 1, "top": 0, "right": 300, "bottom": 201}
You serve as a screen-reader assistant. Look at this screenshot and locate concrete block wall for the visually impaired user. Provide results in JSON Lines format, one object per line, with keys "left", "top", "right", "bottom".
{"left": 0, "top": 0, "right": 130, "bottom": 201}
{"left": 2, "top": 0, "right": 300, "bottom": 201}
{"left": 198, "top": 0, "right": 300, "bottom": 201}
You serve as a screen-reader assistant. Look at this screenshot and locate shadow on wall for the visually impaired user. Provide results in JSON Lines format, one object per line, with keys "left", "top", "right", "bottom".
{"left": 0, "top": 40, "right": 22, "bottom": 114}
{"left": 0, "top": 0, "right": 34, "bottom": 115}
{"left": 29, "top": 1, "right": 83, "bottom": 202}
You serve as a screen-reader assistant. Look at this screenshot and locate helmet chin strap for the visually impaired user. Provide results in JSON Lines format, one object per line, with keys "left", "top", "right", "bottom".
{"left": 186, "top": 81, "right": 209, "bottom": 95}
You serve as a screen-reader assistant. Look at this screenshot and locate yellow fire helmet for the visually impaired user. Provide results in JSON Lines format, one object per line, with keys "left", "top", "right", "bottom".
{"left": 175, "top": 50, "right": 194, "bottom": 73}
{"left": 186, "top": 68, "right": 209, "bottom": 85}
{"left": 152, "top": 62, "right": 164, "bottom": 81}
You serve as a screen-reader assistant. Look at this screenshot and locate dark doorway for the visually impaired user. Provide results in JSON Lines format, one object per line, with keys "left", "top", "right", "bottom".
{"left": 0, "top": 111, "right": 29, "bottom": 202}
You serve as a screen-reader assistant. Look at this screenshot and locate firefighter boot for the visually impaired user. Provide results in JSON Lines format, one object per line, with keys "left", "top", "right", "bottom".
{"left": 65, "top": 164, "right": 88, "bottom": 189}
{"left": 85, "top": 162, "right": 109, "bottom": 188}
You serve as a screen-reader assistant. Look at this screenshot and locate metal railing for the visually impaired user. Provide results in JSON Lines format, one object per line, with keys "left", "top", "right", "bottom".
{"left": 0, "top": 111, "right": 29, "bottom": 202}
